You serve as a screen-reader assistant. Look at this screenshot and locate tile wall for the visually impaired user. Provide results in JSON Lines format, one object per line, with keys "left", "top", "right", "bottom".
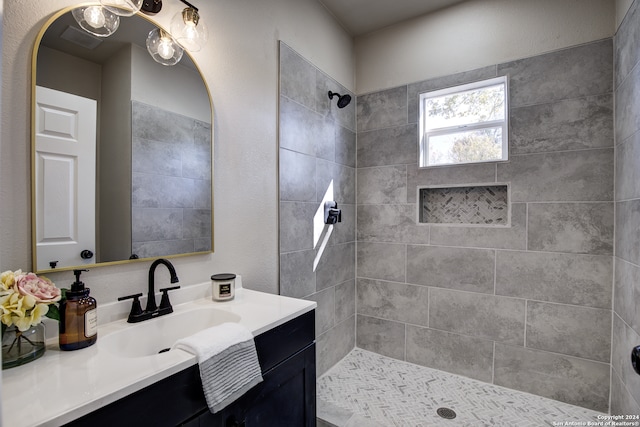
{"left": 356, "top": 39, "right": 614, "bottom": 412}
{"left": 278, "top": 42, "right": 357, "bottom": 376}
{"left": 131, "top": 101, "right": 212, "bottom": 258}
{"left": 612, "top": 0, "right": 640, "bottom": 416}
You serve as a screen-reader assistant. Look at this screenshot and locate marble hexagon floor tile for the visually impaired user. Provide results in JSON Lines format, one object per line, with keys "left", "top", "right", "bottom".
{"left": 317, "top": 348, "right": 604, "bottom": 427}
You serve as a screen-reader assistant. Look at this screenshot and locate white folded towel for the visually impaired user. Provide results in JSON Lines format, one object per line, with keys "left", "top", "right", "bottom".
{"left": 172, "top": 322, "right": 263, "bottom": 413}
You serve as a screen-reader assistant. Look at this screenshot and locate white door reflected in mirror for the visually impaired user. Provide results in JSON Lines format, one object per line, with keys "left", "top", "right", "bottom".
{"left": 35, "top": 86, "right": 96, "bottom": 271}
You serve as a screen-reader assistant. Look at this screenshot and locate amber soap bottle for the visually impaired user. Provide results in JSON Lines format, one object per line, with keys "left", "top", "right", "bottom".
{"left": 59, "top": 269, "right": 97, "bottom": 351}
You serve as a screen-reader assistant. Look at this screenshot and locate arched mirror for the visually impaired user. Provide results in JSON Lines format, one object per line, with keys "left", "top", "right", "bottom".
{"left": 32, "top": 7, "right": 213, "bottom": 273}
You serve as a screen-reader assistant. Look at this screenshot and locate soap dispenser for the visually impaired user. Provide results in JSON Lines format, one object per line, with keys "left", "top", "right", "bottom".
{"left": 59, "top": 269, "right": 98, "bottom": 351}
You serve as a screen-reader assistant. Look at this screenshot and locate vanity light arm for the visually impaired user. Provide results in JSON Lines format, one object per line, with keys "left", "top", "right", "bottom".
{"left": 179, "top": 0, "right": 198, "bottom": 11}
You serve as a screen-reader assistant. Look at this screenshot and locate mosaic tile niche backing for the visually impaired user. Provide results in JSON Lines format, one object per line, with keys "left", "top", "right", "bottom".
{"left": 420, "top": 185, "right": 508, "bottom": 225}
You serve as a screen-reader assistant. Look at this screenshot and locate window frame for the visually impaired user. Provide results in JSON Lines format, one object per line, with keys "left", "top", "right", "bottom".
{"left": 418, "top": 76, "right": 509, "bottom": 168}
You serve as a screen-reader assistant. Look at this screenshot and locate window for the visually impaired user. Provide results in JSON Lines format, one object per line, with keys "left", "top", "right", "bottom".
{"left": 419, "top": 76, "right": 508, "bottom": 167}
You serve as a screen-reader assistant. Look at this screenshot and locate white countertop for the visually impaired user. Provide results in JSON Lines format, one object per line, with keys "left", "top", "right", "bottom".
{"left": 1, "top": 283, "right": 316, "bottom": 427}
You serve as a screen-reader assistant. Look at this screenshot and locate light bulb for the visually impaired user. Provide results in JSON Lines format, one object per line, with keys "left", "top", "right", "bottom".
{"left": 158, "top": 38, "right": 175, "bottom": 60}
{"left": 184, "top": 21, "right": 198, "bottom": 42}
{"left": 84, "top": 6, "right": 106, "bottom": 29}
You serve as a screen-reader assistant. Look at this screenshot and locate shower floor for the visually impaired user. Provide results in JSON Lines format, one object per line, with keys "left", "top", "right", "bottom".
{"left": 317, "top": 349, "right": 604, "bottom": 427}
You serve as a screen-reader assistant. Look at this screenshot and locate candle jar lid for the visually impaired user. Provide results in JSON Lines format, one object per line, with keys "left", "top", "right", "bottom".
{"left": 211, "top": 273, "right": 236, "bottom": 281}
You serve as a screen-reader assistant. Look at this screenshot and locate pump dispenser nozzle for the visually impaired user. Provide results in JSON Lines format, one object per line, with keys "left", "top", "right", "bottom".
{"left": 71, "top": 269, "right": 89, "bottom": 291}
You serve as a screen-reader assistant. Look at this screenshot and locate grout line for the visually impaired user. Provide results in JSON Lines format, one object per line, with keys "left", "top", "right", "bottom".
{"left": 492, "top": 341, "right": 496, "bottom": 384}
{"left": 523, "top": 300, "right": 528, "bottom": 348}
{"left": 494, "top": 250, "right": 497, "bottom": 295}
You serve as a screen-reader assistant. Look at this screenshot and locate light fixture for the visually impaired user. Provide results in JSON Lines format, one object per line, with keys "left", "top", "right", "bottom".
{"left": 146, "top": 28, "right": 184, "bottom": 66}
{"left": 100, "top": 0, "right": 144, "bottom": 17}
{"left": 170, "top": 2, "right": 208, "bottom": 52}
{"left": 72, "top": 5, "right": 120, "bottom": 37}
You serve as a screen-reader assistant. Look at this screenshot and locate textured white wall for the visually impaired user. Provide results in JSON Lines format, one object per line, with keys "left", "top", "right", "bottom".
{"left": 0, "top": 0, "right": 353, "bottom": 302}
{"left": 355, "top": 0, "right": 615, "bottom": 94}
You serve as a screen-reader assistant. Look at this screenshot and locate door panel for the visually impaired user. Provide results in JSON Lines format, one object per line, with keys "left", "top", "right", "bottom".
{"left": 35, "top": 86, "right": 97, "bottom": 270}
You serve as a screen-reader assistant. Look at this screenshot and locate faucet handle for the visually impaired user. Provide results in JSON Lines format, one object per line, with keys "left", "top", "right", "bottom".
{"left": 118, "top": 293, "right": 144, "bottom": 323}
{"left": 158, "top": 286, "right": 180, "bottom": 314}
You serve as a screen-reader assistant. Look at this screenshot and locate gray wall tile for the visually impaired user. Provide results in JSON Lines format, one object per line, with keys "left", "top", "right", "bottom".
{"left": 357, "top": 166, "right": 407, "bottom": 205}
{"left": 616, "top": 199, "right": 640, "bottom": 265}
{"left": 279, "top": 42, "right": 316, "bottom": 111}
{"left": 527, "top": 203, "right": 614, "bottom": 255}
{"left": 510, "top": 94, "right": 613, "bottom": 155}
{"left": 317, "top": 242, "right": 355, "bottom": 291}
{"left": 494, "top": 344, "right": 610, "bottom": 412}
{"left": 279, "top": 250, "right": 316, "bottom": 298}
{"left": 498, "top": 39, "right": 613, "bottom": 108}
{"left": 406, "top": 246, "right": 495, "bottom": 294}
{"left": 406, "top": 325, "right": 494, "bottom": 382}
{"left": 357, "top": 242, "right": 406, "bottom": 282}
{"left": 429, "top": 288, "right": 525, "bottom": 344}
{"left": 356, "top": 124, "right": 418, "bottom": 168}
{"left": 357, "top": 204, "right": 430, "bottom": 244}
{"left": 614, "top": 258, "right": 640, "bottom": 335}
{"left": 194, "top": 179, "right": 211, "bottom": 210}
{"left": 406, "top": 163, "right": 497, "bottom": 203}
{"left": 317, "top": 160, "right": 356, "bottom": 205}
{"left": 279, "top": 202, "right": 316, "bottom": 252}
{"left": 616, "top": 132, "right": 640, "bottom": 201}
{"left": 132, "top": 137, "right": 182, "bottom": 176}
{"left": 279, "top": 95, "right": 323, "bottom": 156}
{"left": 306, "top": 287, "right": 335, "bottom": 336}
{"left": 610, "top": 370, "right": 640, "bottom": 416}
{"left": 279, "top": 147, "right": 316, "bottom": 202}
{"left": 357, "top": 86, "right": 408, "bottom": 132}
{"left": 495, "top": 250, "right": 612, "bottom": 309}
{"left": 356, "top": 315, "right": 405, "bottom": 360}
{"left": 183, "top": 209, "right": 211, "bottom": 239}
{"left": 429, "top": 203, "right": 526, "bottom": 250}
{"left": 497, "top": 149, "right": 614, "bottom": 202}
{"left": 330, "top": 203, "right": 356, "bottom": 246}
{"left": 335, "top": 280, "right": 355, "bottom": 323}
{"left": 279, "top": 46, "right": 356, "bottom": 379}
{"left": 615, "top": 0, "right": 640, "bottom": 88}
{"left": 407, "top": 66, "right": 497, "bottom": 124}
{"left": 132, "top": 239, "right": 194, "bottom": 259}
{"left": 612, "top": 314, "right": 640, "bottom": 408}
{"left": 316, "top": 71, "right": 356, "bottom": 131}
{"left": 132, "top": 208, "right": 183, "bottom": 241}
{"left": 357, "top": 278, "right": 429, "bottom": 326}
{"left": 615, "top": 64, "right": 640, "bottom": 143}
{"left": 335, "top": 125, "right": 356, "bottom": 168}
{"left": 132, "top": 100, "right": 195, "bottom": 145}
{"left": 526, "top": 301, "right": 611, "bottom": 362}
{"left": 317, "top": 316, "right": 355, "bottom": 376}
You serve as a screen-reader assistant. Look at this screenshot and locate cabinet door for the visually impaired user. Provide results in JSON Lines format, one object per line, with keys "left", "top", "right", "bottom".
{"left": 200, "top": 343, "right": 316, "bottom": 427}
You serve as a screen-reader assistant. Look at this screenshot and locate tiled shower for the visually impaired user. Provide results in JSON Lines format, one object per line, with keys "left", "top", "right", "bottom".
{"left": 279, "top": 0, "right": 640, "bottom": 416}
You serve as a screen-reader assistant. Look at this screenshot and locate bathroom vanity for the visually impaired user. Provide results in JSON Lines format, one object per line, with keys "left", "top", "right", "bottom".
{"left": 2, "top": 285, "right": 317, "bottom": 427}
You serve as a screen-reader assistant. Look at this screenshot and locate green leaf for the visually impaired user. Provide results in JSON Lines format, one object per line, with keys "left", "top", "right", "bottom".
{"left": 46, "top": 304, "right": 60, "bottom": 322}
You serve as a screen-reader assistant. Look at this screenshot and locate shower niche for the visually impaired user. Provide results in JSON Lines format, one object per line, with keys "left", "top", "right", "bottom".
{"left": 418, "top": 184, "right": 509, "bottom": 226}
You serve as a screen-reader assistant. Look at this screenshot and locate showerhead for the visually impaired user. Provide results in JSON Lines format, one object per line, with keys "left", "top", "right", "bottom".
{"left": 328, "top": 91, "right": 352, "bottom": 108}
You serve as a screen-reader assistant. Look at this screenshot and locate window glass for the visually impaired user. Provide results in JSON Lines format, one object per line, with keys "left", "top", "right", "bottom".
{"left": 419, "top": 77, "right": 508, "bottom": 167}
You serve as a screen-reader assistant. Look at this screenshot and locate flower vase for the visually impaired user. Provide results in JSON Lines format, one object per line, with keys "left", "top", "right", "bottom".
{"left": 2, "top": 323, "right": 46, "bottom": 369}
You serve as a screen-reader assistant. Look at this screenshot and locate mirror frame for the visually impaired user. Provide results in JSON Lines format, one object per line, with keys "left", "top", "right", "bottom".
{"left": 31, "top": 5, "right": 215, "bottom": 274}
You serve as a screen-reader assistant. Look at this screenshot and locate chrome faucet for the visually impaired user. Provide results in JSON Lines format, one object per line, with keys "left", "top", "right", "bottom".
{"left": 118, "top": 258, "right": 180, "bottom": 323}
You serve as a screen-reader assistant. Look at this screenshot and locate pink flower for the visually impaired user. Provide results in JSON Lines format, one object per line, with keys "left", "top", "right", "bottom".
{"left": 15, "top": 273, "right": 61, "bottom": 303}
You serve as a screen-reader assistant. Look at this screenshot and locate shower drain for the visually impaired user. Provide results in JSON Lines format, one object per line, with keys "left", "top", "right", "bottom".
{"left": 436, "top": 407, "right": 457, "bottom": 420}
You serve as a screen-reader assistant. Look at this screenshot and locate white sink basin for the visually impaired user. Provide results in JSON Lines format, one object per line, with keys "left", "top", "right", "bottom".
{"left": 99, "top": 307, "right": 241, "bottom": 358}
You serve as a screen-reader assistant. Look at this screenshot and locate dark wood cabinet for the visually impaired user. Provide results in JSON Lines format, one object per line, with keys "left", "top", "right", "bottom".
{"left": 65, "top": 310, "right": 316, "bottom": 427}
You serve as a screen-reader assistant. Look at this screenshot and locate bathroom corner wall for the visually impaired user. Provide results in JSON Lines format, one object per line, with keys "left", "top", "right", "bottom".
{"left": 612, "top": 0, "right": 640, "bottom": 416}
{"left": 278, "top": 42, "right": 356, "bottom": 376}
{"left": 356, "top": 39, "right": 614, "bottom": 412}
